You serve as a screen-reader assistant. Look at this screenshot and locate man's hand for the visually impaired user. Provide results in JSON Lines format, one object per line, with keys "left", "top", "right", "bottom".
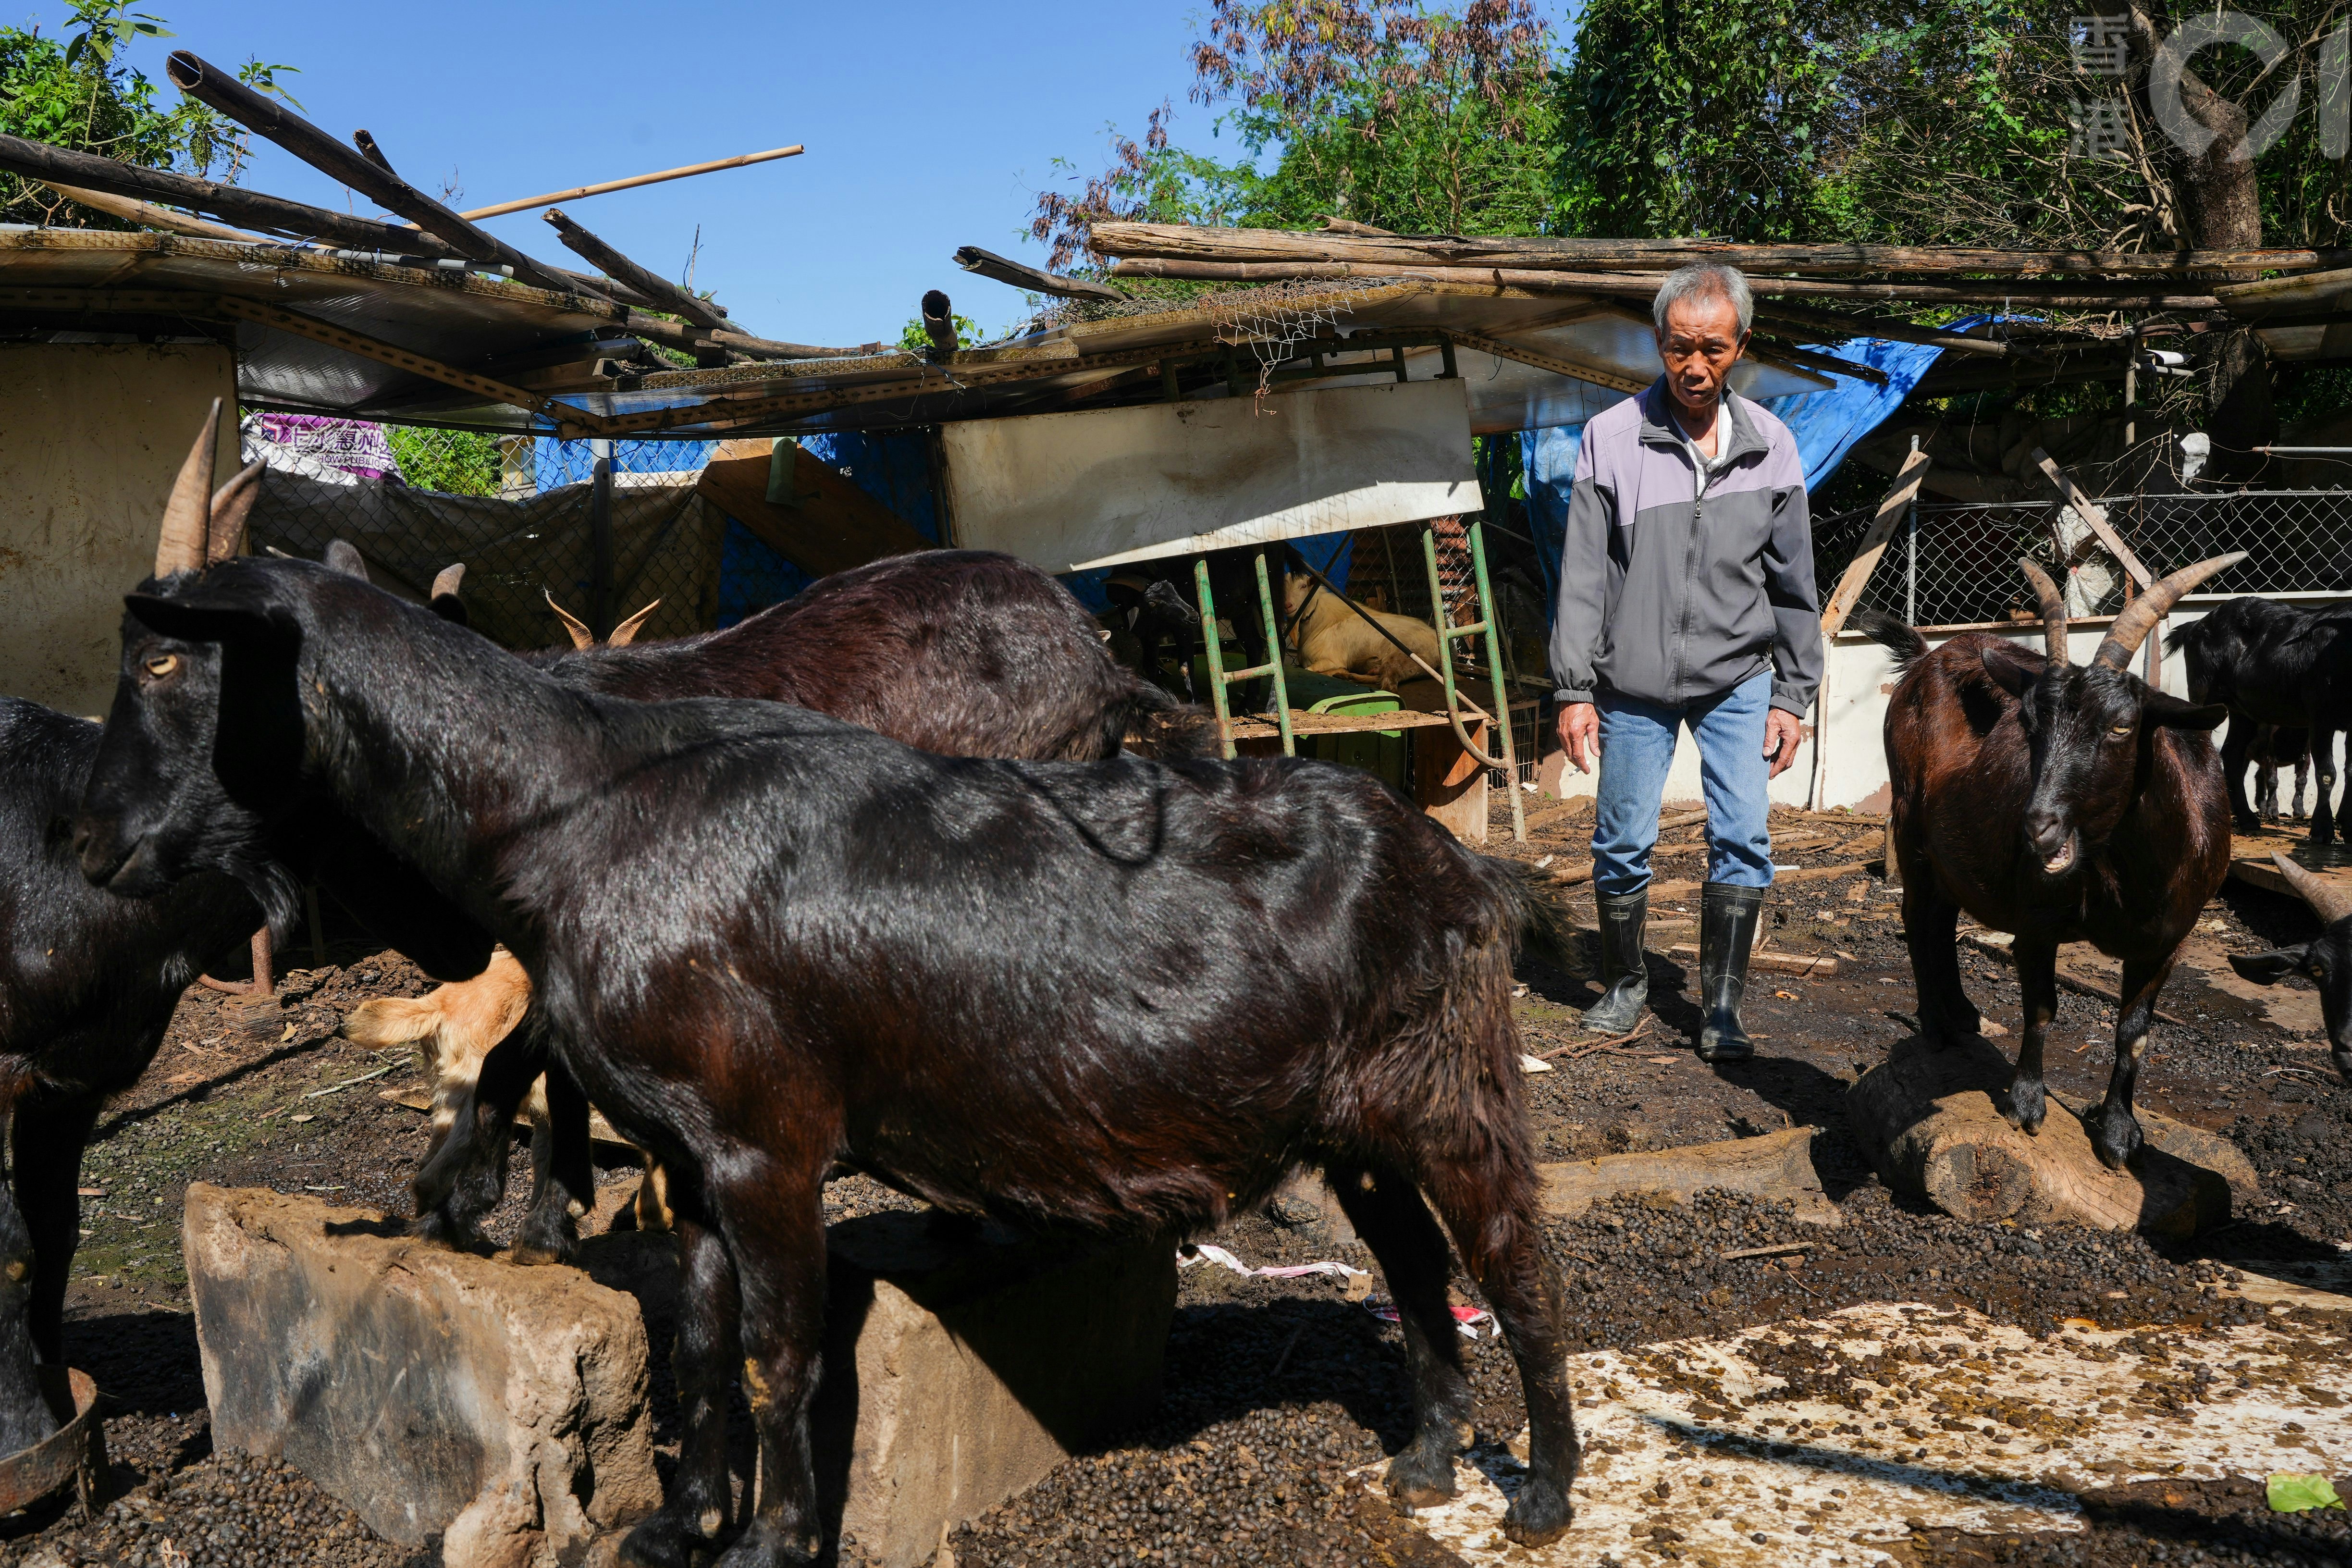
{"left": 1764, "top": 707, "right": 1803, "bottom": 779}
{"left": 1558, "top": 702, "right": 1599, "bottom": 774}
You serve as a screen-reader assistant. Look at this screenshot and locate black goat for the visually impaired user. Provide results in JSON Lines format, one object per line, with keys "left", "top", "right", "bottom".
{"left": 0, "top": 404, "right": 263, "bottom": 1453}
{"left": 0, "top": 700, "right": 258, "bottom": 1451}
{"left": 2250, "top": 725, "right": 2313, "bottom": 823}
{"left": 1856, "top": 553, "right": 2240, "bottom": 1169}
{"left": 320, "top": 540, "right": 1212, "bottom": 1263}
{"left": 2167, "top": 596, "right": 2352, "bottom": 840}
{"left": 73, "top": 556, "right": 1579, "bottom": 1563}
{"left": 2227, "top": 852, "right": 2352, "bottom": 1086}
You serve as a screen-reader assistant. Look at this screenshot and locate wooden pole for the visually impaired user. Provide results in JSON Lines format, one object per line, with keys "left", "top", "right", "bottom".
{"left": 1106, "top": 255, "right": 2221, "bottom": 309}
{"left": 1753, "top": 300, "right": 2016, "bottom": 357}
{"left": 165, "top": 50, "right": 584, "bottom": 295}
{"left": 588, "top": 441, "right": 615, "bottom": 641}
{"left": 2032, "top": 449, "right": 2152, "bottom": 588}
{"left": 457, "top": 146, "right": 803, "bottom": 222}
{"left": 544, "top": 209, "right": 728, "bottom": 330}
{"left": 0, "top": 132, "right": 449, "bottom": 253}
{"left": 1819, "top": 448, "right": 1936, "bottom": 637}
{"left": 1088, "top": 220, "right": 2345, "bottom": 277}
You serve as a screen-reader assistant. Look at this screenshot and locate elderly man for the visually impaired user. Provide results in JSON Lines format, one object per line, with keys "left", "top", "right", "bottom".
{"left": 1550, "top": 261, "right": 1821, "bottom": 1062}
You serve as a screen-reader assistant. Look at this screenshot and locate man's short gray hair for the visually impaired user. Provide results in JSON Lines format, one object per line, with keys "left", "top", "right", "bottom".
{"left": 1652, "top": 261, "right": 1753, "bottom": 336}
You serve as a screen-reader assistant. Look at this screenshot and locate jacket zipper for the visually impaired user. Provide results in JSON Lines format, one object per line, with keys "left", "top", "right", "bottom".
{"left": 1673, "top": 455, "right": 1707, "bottom": 703}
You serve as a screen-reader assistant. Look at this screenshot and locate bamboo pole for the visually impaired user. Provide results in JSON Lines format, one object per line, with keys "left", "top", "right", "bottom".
{"left": 165, "top": 50, "right": 582, "bottom": 295}
{"left": 0, "top": 132, "right": 448, "bottom": 253}
{"left": 953, "top": 245, "right": 1125, "bottom": 302}
{"left": 1752, "top": 300, "right": 2018, "bottom": 358}
{"left": 1089, "top": 220, "right": 2344, "bottom": 277}
{"left": 35, "top": 180, "right": 261, "bottom": 242}
{"left": 457, "top": 146, "right": 803, "bottom": 222}
{"left": 545, "top": 208, "right": 728, "bottom": 331}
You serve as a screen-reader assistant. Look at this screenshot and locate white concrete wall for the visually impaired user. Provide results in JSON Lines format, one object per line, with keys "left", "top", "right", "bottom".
{"left": 0, "top": 344, "right": 238, "bottom": 717}
{"left": 1535, "top": 593, "right": 2352, "bottom": 814}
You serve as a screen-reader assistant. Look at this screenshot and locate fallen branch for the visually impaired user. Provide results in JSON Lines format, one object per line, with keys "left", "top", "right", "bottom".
{"left": 1668, "top": 945, "right": 1839, "bottom": 977}
{"left": 1958, "top": 932, "right": 2187, "bottom": 1025}
{"left": 1538, "top": 1020, "right": 1655, "bottom": 1061}
{"left": 303, "top": 1063, "right": 395, "bottom": 1099}
{"left": 1721, "top": 1241, "right": 1813, "bottom": 1261}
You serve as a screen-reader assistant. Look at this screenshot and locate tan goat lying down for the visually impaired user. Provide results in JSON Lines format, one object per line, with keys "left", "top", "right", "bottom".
{"left": 1281, "top": 568, "right": 1440, "bottom": 690}
{"left": 341, "top": 950, "right": 670, "bottom": 1233}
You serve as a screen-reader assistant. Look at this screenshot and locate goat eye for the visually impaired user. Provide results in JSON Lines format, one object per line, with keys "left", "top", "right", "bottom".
{"left": 2109, "top": 724, "right": 2131, "bottom": 737}
{"left": 143, "top": 653, "right": 179, "bottom": 679}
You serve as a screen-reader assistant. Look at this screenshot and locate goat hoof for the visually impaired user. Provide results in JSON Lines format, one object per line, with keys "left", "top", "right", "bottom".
{"left": 711, "top": 1519, "right": 821, "bottom": 1566}
{"left": 2086, "top": 1112, "right": 2143, "bottom": 1171}
{"left": 1502, "top": 1482, "right": 1574, "bottom": 1547}
{"left": 619, "top": 1507, "right": 719, "bottom": 1568}
{"left": 408, "top": 1210, "right": 488, "bottom": 1255}
{"left": 2005, "top": 1082, "right": 2047, "bottom": 1134}
{"left": 505, "top": 1238, "right": 571, "bottom": 1268}
{"left": 1385, "top": 1443, "right": 1460, "bottom": 1508}
{"left": 2332, "top": 1050, "right": 2352, "bottom": 1087}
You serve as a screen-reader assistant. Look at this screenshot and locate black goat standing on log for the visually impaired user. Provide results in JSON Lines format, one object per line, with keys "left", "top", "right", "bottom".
{"left": 2166, "top": 595, "right": 2352, "bottom": 841}
{"left": 1854, "top": 551, "right": 2241, "bottom": 1169}
{"left": 0, "top": 404, "right": 263, "bottom": 1452}
{"left": 345, "top": 541, "right": 1212, "bottom": 1265}
{"left": 72, "top": 551, "right": 1580, "bottom": 1563}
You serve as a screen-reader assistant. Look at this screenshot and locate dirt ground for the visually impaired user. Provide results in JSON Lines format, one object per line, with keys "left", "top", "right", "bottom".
{"left": 0, "top": 802, "right": 2347, "bottom": 1567}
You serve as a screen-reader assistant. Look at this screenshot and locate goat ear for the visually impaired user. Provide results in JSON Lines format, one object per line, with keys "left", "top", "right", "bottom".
{"left": 1977, "top": 642, "right": 2035, "bottom": 697}
{"left": 2229, "top": 947, "right": 2308, "bottom": 986}
{"left": 322, "top": 541, "right": 370, "bottom": 583}
{"left": 123, "top": 589, "right": 280, "bottom": 645}
{"left": 2142, "top": 691, "right": 2230, "bottom": 730}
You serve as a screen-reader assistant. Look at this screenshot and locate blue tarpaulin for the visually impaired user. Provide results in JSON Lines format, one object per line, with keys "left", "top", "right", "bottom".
{"left": 535, "top": 432, "right": 944, "bottom": 627}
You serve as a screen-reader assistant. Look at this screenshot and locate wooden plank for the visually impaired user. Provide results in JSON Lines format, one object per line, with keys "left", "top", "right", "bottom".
{"left": 695, "top": 444, "right": 934, "bottom": 579}
{"left": 2032, "top": 448, "right": 2152, "bottom": 588}
{"left": 1224, "top": 708, "right": 1457, "bottom": 739}
{"left": 1820, "top": 449, "right": 1934, "bottom": 636}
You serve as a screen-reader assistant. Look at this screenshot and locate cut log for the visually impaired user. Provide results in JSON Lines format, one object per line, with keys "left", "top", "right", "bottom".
{"left": 1667, "top": 944, "right": 1837, "bottom": 976}
{"left": 1538, "top": 1126, "right": 1841, "bottom": 1226}
{"left": 1846, "top": 1034, "right": 2241, "bottom": 1237}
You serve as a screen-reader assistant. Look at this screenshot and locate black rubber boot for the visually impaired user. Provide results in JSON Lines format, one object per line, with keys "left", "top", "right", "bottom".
{"left": 1696, "top": 881, "right": 1764, "bottom": 1063}
{"left": 1581, "top": 888, "right": 1650, "bottom": 1034}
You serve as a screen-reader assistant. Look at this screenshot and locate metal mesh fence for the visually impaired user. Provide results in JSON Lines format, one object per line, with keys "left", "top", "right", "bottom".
{"left": 238, "top": 417, "right": 739, "bottom": 651}
{"left": 1812, "top": 487, "right": 2352, "bottom": 630}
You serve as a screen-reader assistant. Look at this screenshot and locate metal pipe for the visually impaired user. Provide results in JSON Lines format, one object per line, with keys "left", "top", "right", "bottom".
{"left": 588, "top": 439, "right": 615, "bottom": 640}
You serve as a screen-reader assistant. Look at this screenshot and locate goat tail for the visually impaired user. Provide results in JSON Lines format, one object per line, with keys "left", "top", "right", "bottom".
{"left": 1114, "top": 676, "right": 1220, "bottom": 759}
{"left": 1845, "top": 608, "right": 1930, "bottom": 674}
{"left": 1480, "top": 854, "right": 1580, "bottom": 973}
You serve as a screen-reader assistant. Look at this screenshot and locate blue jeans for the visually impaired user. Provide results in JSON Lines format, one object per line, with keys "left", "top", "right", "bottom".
{"left": 1592, "top": 669, "right": 1775, "bottom": 896}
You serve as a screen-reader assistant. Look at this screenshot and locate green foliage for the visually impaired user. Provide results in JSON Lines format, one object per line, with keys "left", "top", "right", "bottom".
{"left": 897, "top": 311, "right": 988, "bottom": 354}
{"left": 387, "top": 426, "right": 502, "bottom": 497}
{"left": 1031, "top": 2, "right": 1557, "bottom": 273}
{"left": 0, "top": 3, "right": 299, "bottom": 227}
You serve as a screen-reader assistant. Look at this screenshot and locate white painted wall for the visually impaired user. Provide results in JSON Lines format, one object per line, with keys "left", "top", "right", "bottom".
{"left": 0, "top": 344, "right": 238, "bottom": 717}
{"left": 1534, "top": 593, "right": 2352, "bottom": 814}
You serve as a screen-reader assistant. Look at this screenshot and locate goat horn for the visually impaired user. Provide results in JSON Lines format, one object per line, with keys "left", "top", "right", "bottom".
{"left": 431, "top": 563, "right": 466, "bottom": 600}
{"left": 2272, "top": 852, "right": 2352, "bottom": 926}
{"left": 607, "top": 599, "right": 661, "bottom": 647}
{"left": 2093, "top": 552, "right": 2249, "bottom": 670}
{"left": 323, "top": 541, "right": 370, "bottom": 582}
{"left": 2017, "top": 559, "right": 2069, "bottom": 666}
{"left": 544, "top": 591, "right": 595, "bottom": 650}
{"left": 206, "top": 460, "right": 264, "bottom": 563}
{"left": 153, "top": 398, "right": 222, "bottom": 577}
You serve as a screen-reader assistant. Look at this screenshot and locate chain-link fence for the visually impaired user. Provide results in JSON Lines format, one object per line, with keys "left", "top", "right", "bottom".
{"left": 1812, "top": 487, "right": 2352, "bottom": 630}
{"left": 237, "top": 416, "right": 783, "bottom": 651}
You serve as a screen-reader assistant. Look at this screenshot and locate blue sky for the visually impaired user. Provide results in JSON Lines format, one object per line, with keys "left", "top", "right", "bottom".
{"left": 14, "top": 1, "right": 1578, "bottom": 346}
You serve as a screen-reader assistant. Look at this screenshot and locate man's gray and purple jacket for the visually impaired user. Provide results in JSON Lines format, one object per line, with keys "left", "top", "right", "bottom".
{"left": 1548, "top": 380, "right": 1823, "bottom": 717}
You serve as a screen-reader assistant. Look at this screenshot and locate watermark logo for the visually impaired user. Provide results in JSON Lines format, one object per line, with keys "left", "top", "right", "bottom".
{"left": 2070, "top": 13, "right": 2352, "bottom": 163}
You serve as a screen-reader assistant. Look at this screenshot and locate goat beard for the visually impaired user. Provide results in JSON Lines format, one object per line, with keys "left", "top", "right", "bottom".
{"left": 223, "top": 851, "right": 305, "bottom": 954}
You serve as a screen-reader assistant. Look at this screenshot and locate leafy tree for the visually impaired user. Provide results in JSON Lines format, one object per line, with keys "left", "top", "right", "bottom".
{"left": 0, "top": 2, "right": 300, "bottom": 227}
{"left": 386, "top": 426, "right": 502, "bottom": 497}
{"left": 1030, "top": 1, "right": 1557, "bottom": 273}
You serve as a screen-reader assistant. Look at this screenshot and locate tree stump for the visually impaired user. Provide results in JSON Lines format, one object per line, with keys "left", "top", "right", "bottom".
{"left": 1847, "top": 1035, "right": 2256, "bottom": 1238}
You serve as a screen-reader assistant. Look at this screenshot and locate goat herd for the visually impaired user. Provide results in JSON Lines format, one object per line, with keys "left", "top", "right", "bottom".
{"left": 0, "top": 408, "right": 2347, "bottom": 1566}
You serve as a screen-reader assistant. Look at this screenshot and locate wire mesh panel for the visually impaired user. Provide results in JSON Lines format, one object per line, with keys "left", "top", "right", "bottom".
{"left": 1813, "top": 487, "right": 2352, "bottom": 630}
{"left": 239, "top": 418, "right": 730, "bottom": 650}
